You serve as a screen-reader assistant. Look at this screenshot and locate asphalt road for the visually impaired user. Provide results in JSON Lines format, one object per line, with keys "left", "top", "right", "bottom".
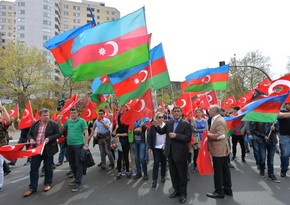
{"left": 1, "top": 141, "right": 289, "bottom": 205}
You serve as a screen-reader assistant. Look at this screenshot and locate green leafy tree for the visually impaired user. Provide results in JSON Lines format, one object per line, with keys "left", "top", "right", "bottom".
{"left": 0, "top": 41, "right": 53, "bottom": 108}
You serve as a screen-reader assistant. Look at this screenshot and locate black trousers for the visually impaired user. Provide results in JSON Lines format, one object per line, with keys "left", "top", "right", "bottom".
{"left": 212, "top": 156, "right": 232, "bottom": 194}
{"left": 168, "top": 154, "right": 188, "bottom": 196}
{"left": 232, "top": 134, "right": 246, "bottom": 158}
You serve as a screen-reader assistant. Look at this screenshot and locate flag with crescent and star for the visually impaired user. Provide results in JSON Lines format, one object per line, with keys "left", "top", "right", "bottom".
{"left": 196, "top": 131, "right": 213, "bottom": 176}
{"left": 236, "top": 89, "right": 255, "bottom": 107}
{"left": 7, "top": 105, "right": 19, "bottom": 118}
{"left": 120, "top": 89, "right": 154, "bottom": 125}
{"left": 59, "top": 94, "right": 78, "bottom": 124}
{"left": 185, "top": 64, "right": 229, "bottom": 92}
{"left": 44, "top": 21, "right": 95, "bottom": 78}
{"left": 80, "top": 101, "right": 98, "bottom": 122}
{"left": 71, "top": 7, "right": 150, "bottom": 82}
{"left": 225, "top": 92, "right": 289, "bottom": 133}
{"left": 174, "top": 93, "right": 192, "bottom": 116}
{"left": 222, "top": 95, "right": 236, "bottom": 111}
{"left": 18, "top": 101, "right": 34, "bottom": 130}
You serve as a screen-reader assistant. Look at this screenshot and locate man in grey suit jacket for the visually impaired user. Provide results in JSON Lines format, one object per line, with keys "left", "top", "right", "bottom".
{"left": 206, "top": 105, "right": 232, "bottom": 199}
{"left": 155, "top": 106, "right": 192, "bottom": 204}
{"left": 23, "top": 108, "right": 61, "bottom": 197}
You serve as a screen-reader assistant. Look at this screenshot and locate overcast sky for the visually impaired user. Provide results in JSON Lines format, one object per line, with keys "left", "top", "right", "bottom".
{"left": 88, "top": 0, "right": 289, "bottom": 81}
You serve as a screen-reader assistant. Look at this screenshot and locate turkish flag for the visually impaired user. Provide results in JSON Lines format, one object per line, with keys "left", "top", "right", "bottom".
{"left": 0, "top": 142, "right": 45, "bottom": 161}
{"left": 8, "top": 105, "right": 19, "bottom": 118}
{"left": 258, "top": 74, "right": 290, "bottom": 95}
{"left": 205, "top": 90, "right": 218, "bottom": 106}
{"left": 236, "top": 89, "right": 255, "bottom": 107}
{"left": 159, "top": 101, "right": 165, "bottom": 112}
{"left": 60, "top": 94, "right": 78, "bottom": 124}
{"left": 197, "top": 94, "right": 211, "bottom": 110}
{"left": 18, "top": 101, "right": 34, "bottom": 129}
{"left": 50, "top": 111, "right": 58, "bottom": 122}
{"left": 121, "top": 89, "right": 154, "bottom": 125}
{"left": 34, "top": 109, "right": 40, "bottom": 121}
{"left": 80, "top": 101, "right": 97, "bottom": 122}
{"left": 222, "top": 95, "right": 236, "bottom": 111}
{"left": 175, "top": 93, "right": 191, "bottom": 116}
{"left": 196, "top": 131, "right": 213, "bottom": 176}
{"left": 0, "top": 143, "right": 27, "bottom": 153}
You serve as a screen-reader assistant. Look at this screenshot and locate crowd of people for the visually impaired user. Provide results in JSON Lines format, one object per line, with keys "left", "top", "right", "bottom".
{"left": 0, "top": 101, "right": 290, "bottom": 204}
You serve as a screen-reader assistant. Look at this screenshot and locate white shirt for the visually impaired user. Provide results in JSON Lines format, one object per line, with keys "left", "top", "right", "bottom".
{"left": 155, "top": 122, "right": 166, "bottom": 149}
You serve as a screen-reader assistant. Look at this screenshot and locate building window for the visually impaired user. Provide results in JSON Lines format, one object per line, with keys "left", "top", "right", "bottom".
{"left": 8, "top": 26, "right": 12, "bottom": 30}
{"left": 97, "top": 16, "right": 100, "bottom": 19}
{"left": 8, "top": 32, "right": 11, "bottom": 37}
{"left": 43, "top": 5, "right": 51, "bottom": 10}
{"left": 43, "top": 0, "right": 52, "bottom": 3}
{"left": 43, "top": 35, "right": 50, "bottom": 40}
{"left": 1, "top": 32, "right": 5, "bottom": 36}
{"left": 0, "top": 25, "right": 5, "bottom": 29}
{"left": 17, "top": 33, "right": 25, "bottom": 38}
{"left": 0, "top": 18, "right": 6, "bottom": 23}
{"left": 18, "top": 10, "right": 25, "bottom": 14}
{"left": 64, "top": 4, "right": 69, "bottom": 9}
{"left": 112, "top": 11, "right": 116, "bottom": 15}
{"left": 107, "top": 11, "right": 109, "bottom": 14}
{"left": 73, "top": 19, "right": 80, "bottom": 23}
{"left": 96, "top": 9, "right": 100, "bottom": 13}
{"left": 63, "top": 11, "right": 69, "bottom": 15}
{"left": 0, "top": 5, "right": 6, "bottom": 9}
{"left": 0, "top": 12, "right": 6, "bottom": 16}
{"left": 8, "top": 19, "right": 12, "bottom": 23}
{"left": 63, "top": 17, "right": 69, "bottom": 22}
{"left": 43, "top": 20, "right": 51, "bottom": 26}
{"left": 64, "top": 24, "right": 69, "bottom": 29}
{"left": 73, "top": 6, "right": 80, "bottom": 10}
{"left": 107, "top": 17, "right": 110, "bottom": 21}
{"left": 43, "top": 28, "right": 51, "bottom": 33}
{"left": 17, "top": 17, "right": 25, "bottom": 22}
{"left": 73, "top": 12, "right": 80, "bottom": 17}
{"left": 17, "top": 25, "right": 25, "bottom": 30}
{"left": 43, "top": 13, "right": 51, "bottom": 18}
{"left": 9, "top": 6, "right": 12, "bottom": 10}
{"left": 18, "top": 2, "right": 25, "bottom": 7}
{"left": 8, "top": 12, "right": 12, "bottom": 17}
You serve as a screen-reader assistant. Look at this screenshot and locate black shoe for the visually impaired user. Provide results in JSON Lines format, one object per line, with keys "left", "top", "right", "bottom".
{"left": 280, "top": 171, "right": 286, "bottom": 178}
{"left": 143, "top": 174, "right": 149, "bottom": 180}
{"left": 116, "top": 173, "right": 121, "bottom": 180}
{"left": 223, "top": 189, "right": 233, "bottom": 196}
{"left": 152, "top": 180, "right": 157, "bottom": 188}
{"left": 242, "top": 158, "right": 246, "bottom": 163}
{"left": 179, "top": 195, "right": 187, "bottom": 204}
{"left": 161, "top": 177, "right": 166, "bottom": 183}
{"left": 66, "top": 170, "right": 72, "bottom": 176}
{"left": 169, "top": 191, "right": 180, "bottom": 198}
{"left": 8, "top": 162, "right": 15, "bottom": 166}
{"left": 109, "top": 164, "right": 115, "bottom": 171}
{"left": 206, "top": 191, "right": 225, "bottom": 199}
{"left": 133, "top": 173, "right": 142, "bottom": 180}
{"left": 97, "top": 162, "right": 102, "bottom": 167}
{"left": 4, "top": 170, "right": 11, "bottom": 176}
{"left": 228, "top": 163, "right": 234, "bottom": 168}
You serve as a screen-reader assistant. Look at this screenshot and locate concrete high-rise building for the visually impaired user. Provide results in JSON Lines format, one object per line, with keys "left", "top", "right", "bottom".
{"left": 0, "top": 0, "right": 120, "bottom": 96}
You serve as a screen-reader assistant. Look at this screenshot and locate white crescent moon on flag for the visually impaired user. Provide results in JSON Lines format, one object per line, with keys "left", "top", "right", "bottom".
{"left": 86, "top": 109, "right": 91, "bottom": 118}
{"left": 9, "top": 145, "right": 15, "bottom": 150}
{"left": 22, "top": 109, "right": 29, "bottom": 118}
{"left": 207, "top": 95, "right": 212, "bottom": 103}
{"left": 202, "top": 75, "right": 211, "bottom": 84}
{"left": 9, "top": 110, "right": 14, "bottom": 116}
{"left": 101, "top": 77, "right": 107, "bottom": 84}
{"left": 241, "top": 97, "right": 247, "bottom": 103}
{"left": 180, "top": 99, "right": 186, "bottom": 108}
{"left": 268, "top": 80, "right": 290, "bottom": 94}
{"left": 227, "top": 99, "right": 234, "bottom": 104}
{"left": 139, "top": 70, "right": 148, "bottom": 82}
{"left": 105, "top": 41, "right": 118, "bottom": 56}
{"left": 136, "top": 99, "right": 145, "bottom": 112}
{"left": 28, "top": 149, "right": 36, "bottom": 153}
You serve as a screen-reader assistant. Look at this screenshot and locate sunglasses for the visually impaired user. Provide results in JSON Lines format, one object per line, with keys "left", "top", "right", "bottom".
{"left": 157, "top": 116, "right": 164, "bottom": 119}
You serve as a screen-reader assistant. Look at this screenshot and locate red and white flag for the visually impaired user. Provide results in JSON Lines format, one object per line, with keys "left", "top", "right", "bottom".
{"left": 121, "top": 89, "right": 154, "bottom": 125}
{"left": 80, "top": 101, "right": 97, "bottom": 122}
{"left": 34, "top": 109, "right": 40, "bottom": 121}
{"left": 8, "top": 105, "right": 19, "bottom": 118}
{"left": 222, "top": 96, "right": 236, "bottom": 111}
{"left": 18, "top": 101, "right": 34, "bottom": 129}
{"left": 174, "top": 93, "right": 191, "bottom": 116}
{"left": 59, "top": 94, "right": 78, "bottom": 124}
{"left": 196, "top": 131, "right": 213, "bottom": 176}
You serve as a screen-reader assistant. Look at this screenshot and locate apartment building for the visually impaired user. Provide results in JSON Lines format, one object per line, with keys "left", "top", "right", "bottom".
{"left": 0, "top": 0, "right": 15, "bottom": 46}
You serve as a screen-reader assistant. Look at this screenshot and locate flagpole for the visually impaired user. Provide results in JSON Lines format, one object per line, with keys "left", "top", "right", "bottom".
{"left": 87, "top": 5, "right": 96, "bottom": 24}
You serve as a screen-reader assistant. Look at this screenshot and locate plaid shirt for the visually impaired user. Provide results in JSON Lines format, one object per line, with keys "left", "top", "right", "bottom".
{"left": 36, "top": 122, "right": 47, "bottom": 146}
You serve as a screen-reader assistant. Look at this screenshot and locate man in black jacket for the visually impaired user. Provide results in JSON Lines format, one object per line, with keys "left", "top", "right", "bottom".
{"left": 155, "top": 106, "right": 192, "bottom": 204}
{"left": 23, "top": 108, "right": 61, "bottom": 197}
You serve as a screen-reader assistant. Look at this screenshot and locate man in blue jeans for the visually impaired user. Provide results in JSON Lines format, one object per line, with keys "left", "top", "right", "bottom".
{"left": 58, "top": 108, "right": 89, "bottom": 192}
{"left": 278, "top": 102, "right": 290, "bottom": 178}
{"left": 23, "top": 108, "right": 61, "bottom": 197}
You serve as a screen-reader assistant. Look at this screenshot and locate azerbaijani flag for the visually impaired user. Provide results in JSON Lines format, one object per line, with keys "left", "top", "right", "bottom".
{"left": 44, "top": 21, "right": 95, "bottom": 77}
{"left": 185, "top": 64, "right": 230, "bottom": 92}
{"left": 71, "top": 7, "right": 150, "bottom": 82}
{"left": 225, "top": 92, "right": 289, "bottom": 133}
{"left": 150, "top": 43, "right": 170, "bottom": 90}
{"left": 91, "top": 75, "right": 115, "bottom": 95}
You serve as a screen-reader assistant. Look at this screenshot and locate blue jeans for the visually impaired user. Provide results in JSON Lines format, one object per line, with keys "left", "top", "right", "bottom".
{"left": 279, "top": 136, "right": 290, "bottom": 173}
{"left": 58, "top": 140, "right": 67, "bottom": 164}
{"left": 133, "top": 140, "right": 147, "bottom": 175}
{"left": 258, "top": 140, "right": 275, "bottom": 176}
{"left": 67, "top": 145, "right": 84, "bottom": 186}
{"left": 251, "top": 139, "right": 260, "bottom": 165}
{"left": 152, "top": 148, "right": 167, "bottom": 181}
{"left": 29, "top": 153, "right": 54, "bottom": 190}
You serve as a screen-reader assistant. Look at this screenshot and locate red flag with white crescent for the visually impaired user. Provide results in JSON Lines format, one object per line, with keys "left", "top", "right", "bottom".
{"left": 80, "top": 101, "right": 97, "bottom": 122}
{"left": 196, "top": 131, "right": 213, "bottom": 175}
{"left": 18, "top": 101, "right": 34, "bottom": 129}
{"left": 8, "top": 105, "right": 19, "bottom": 118}
{"left": 121, "top": 89, "right": 154, "bottom": 125}
{"left": 174, "top": 93, "right": 191, "bottom": 116}
{"left": 222, "top": 96, "right": 237, "bottom": 111}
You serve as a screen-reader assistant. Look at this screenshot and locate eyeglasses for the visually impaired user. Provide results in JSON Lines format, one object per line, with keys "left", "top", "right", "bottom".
{"left": 157, "top": 116, "right": 164, "bottom": 119}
